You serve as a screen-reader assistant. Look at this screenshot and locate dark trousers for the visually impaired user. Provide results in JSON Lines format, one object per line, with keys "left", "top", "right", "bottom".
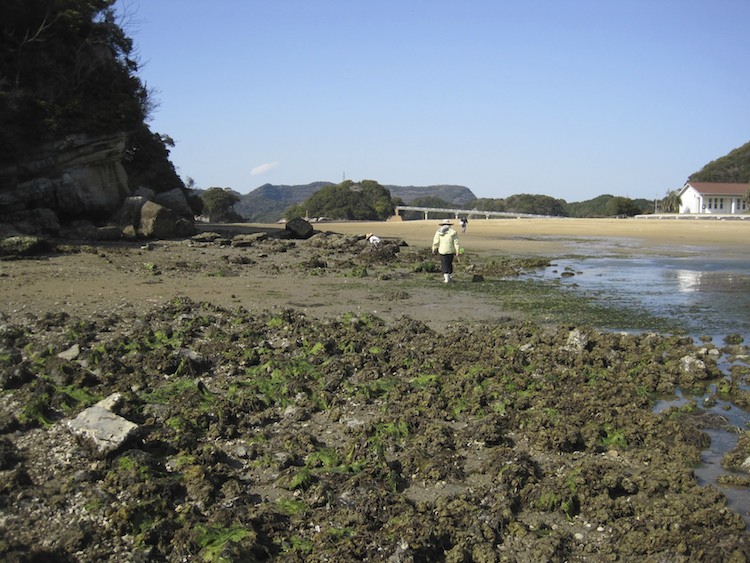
{"left": 439, "top": 253, "right": 454, "bottom": 274}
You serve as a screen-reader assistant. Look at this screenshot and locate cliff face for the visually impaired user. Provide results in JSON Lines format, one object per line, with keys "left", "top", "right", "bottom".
{"left": 51, "top": 134, "right": 132, "bottom": 218}
{"left": 0, "top": 133, "right": 130, "bottom": 233}
{"left": 0, "top": 133, "right": 197, "bottom": 241}
{"left": 0, "top": 4, "right": 193, "bottom": 242}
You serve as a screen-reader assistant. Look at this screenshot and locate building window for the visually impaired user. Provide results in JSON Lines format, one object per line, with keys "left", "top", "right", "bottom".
{"left": 719, "top": 198, "right": 724, "bottom": 210}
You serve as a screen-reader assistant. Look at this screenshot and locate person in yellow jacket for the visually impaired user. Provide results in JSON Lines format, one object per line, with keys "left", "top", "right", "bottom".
{"left": 431, "top": 219, "right": 461, "bottom": 283}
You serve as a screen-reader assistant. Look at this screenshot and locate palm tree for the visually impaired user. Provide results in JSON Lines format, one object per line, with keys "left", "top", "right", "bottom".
{"left": 660, "top": 189, "right": 682, "bottom": 213}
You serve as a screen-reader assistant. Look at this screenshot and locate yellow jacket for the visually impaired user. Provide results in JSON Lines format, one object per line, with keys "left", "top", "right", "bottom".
{"left": 432, "top": 226, "right": 460, "bottom": 255}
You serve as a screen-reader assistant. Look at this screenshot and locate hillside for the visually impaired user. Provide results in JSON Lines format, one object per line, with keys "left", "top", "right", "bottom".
{"left": 234, "top": 182, "right": 334, "bottom": 223}
{"left": 235, "top": 182, "right": 476, "bottom": 222}
{"left": 384, "top": 184, "right": 477, "bottom": 206}
{"left": 565, "top": 195, "right": 654, "bottom": 217}
{"left": 689, "top": 140, "right": 750, "bottom": 183}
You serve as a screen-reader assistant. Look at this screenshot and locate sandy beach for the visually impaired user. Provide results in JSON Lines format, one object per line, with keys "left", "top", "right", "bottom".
{"left": 320, "top": 216, "right": 750, "bottom": 255}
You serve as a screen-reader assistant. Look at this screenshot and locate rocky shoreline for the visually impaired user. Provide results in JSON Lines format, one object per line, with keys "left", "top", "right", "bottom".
{"left": 1, "top": 229, "right": 749, "bottom": 561}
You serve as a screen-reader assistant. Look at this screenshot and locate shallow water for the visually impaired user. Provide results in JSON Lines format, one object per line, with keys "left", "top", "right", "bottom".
{"left": 695, "top": 429, "right": 750, "bottom": 524}
{"left": 655, "top": 392, "right": 750, "bottom": 525}
{"left": 535, "top": 256, "right": 750, "bottom": 338}
{"left": 529, "top": 252, "right": 750, "bottom": 524}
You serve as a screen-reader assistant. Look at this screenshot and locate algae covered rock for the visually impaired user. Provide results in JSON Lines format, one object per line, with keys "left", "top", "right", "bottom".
{"left": 0, "top": 235, "right": 51, "bottom": 256}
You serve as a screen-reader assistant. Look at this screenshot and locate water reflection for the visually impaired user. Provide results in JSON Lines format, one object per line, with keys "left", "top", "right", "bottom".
{"left": 676, "top": 269, "right": 701, "bottom": 292}
{"left": 673, "top": 268, "right": 748, "bottom": 294}
{"left": 532, "top": 257, "right": 750, "bottom": 338}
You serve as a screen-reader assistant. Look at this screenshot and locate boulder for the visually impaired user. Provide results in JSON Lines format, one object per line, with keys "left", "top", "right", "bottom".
{"left": 133, "top": 186, "right": 155, "bottom": 200}
{"left": 63, "top": 219, "right": 98, "bottom": 239}
{"left": 0, "top": 224, "right": 21, "bottom": 238}
{"left": 109, "top": 195, "right": 195, "bottom": 239}
{"left": 0, "top": 235, "right": 51, "bottom": 256}
{"left": 0, "top": 208, "right": 60, "bottom": 236}
{"left": 0, "top": 177, "right": 57, "bottom": 214}
{"left": 285, "top": 217, "right": 314, "bottom": 239}
{"left": 55, "top": 135, "right": 131, "bottom": 216}
{"left": 138, "top": 201, "right": 180, "bottom": 239}
{"left": 109, "top": 195, "right": 148, "bottom": 229}
{"left": 154, "top": 188, "right": 194, "bottom": 218}
{"left": 57, "top": 343, "right": 81, "bottom": 361}
{"left": 94, "top": 225, "right": 124, "bottom": 241}
{"left": 122, "top": 224, "right": 138, "bottom": 240}
{"left": 232, "top": 232, "right": 268, "bottom": 247}
{"left": 191, "top": 231, "right": 223, "bottom": 243}
{"left": 565, "top": 328, "right": 590, "bottom": 352}
{"left": 174, "top": 217, "right": 197, "bottom": 237}
{"left": 66, "top": 394, "right": 139, "bottom": 456}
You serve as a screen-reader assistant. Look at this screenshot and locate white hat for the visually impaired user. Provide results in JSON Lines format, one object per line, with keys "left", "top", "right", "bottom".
{"left": 439, "top": 219, "right": 453, "bottom": 225}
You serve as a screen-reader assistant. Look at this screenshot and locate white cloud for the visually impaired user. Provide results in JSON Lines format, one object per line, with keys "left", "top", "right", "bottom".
{"left": 251, "top": 161, "right": 280, "bottom": 176}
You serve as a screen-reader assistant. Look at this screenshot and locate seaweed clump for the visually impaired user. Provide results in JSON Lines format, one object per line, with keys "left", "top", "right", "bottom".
{"left": 0, "top": 299, "right": 747, "bottom": 561}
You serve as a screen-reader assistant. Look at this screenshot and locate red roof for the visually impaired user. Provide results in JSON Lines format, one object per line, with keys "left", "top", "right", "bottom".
{"left": 684, "top": 182, "right": 750, "bottom": 196}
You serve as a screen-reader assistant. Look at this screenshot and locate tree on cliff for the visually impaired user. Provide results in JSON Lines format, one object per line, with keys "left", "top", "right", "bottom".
{"left": 0, "top": 0, "right": 183, "bottom": 194}
{"left": 284, "top": 180, "right": 397, "bottom": 221}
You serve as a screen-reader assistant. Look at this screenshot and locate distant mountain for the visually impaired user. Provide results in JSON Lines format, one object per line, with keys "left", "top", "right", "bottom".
{"left": 233, "top": 182, "right": 334, "bottom": 223}
{"left": 235, "top": 182, "right": 476, "bottom": 223}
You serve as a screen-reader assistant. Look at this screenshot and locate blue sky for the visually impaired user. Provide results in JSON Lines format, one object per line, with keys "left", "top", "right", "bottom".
{"left": 119, "top": 0, "right": 750, "bottom": 202}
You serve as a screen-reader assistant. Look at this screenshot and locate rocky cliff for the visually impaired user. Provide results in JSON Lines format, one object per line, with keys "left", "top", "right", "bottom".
{"left": 0, "top": 133, "right": 194, "bottom": 240}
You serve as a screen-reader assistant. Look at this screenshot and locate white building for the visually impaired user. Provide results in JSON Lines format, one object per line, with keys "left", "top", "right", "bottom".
{"left": 677, "top": 181, "right": 750, "bottom": 214}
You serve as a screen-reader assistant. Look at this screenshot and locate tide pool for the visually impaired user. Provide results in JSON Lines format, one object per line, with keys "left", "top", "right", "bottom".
{"left": 530, "top": 256, "right": 750, "bottom": 340}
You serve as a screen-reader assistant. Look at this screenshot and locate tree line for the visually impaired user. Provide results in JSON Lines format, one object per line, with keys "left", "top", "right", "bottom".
{"left": 199, "top": 181, "right": 664, "bottom": 223}
{"left": 400, "top": 193, "right": 655, "bottom": 219}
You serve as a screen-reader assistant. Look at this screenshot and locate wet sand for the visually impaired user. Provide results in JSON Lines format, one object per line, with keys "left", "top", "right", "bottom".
{"left": 2, "top": 217, "right": 748, "bottom": 327}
